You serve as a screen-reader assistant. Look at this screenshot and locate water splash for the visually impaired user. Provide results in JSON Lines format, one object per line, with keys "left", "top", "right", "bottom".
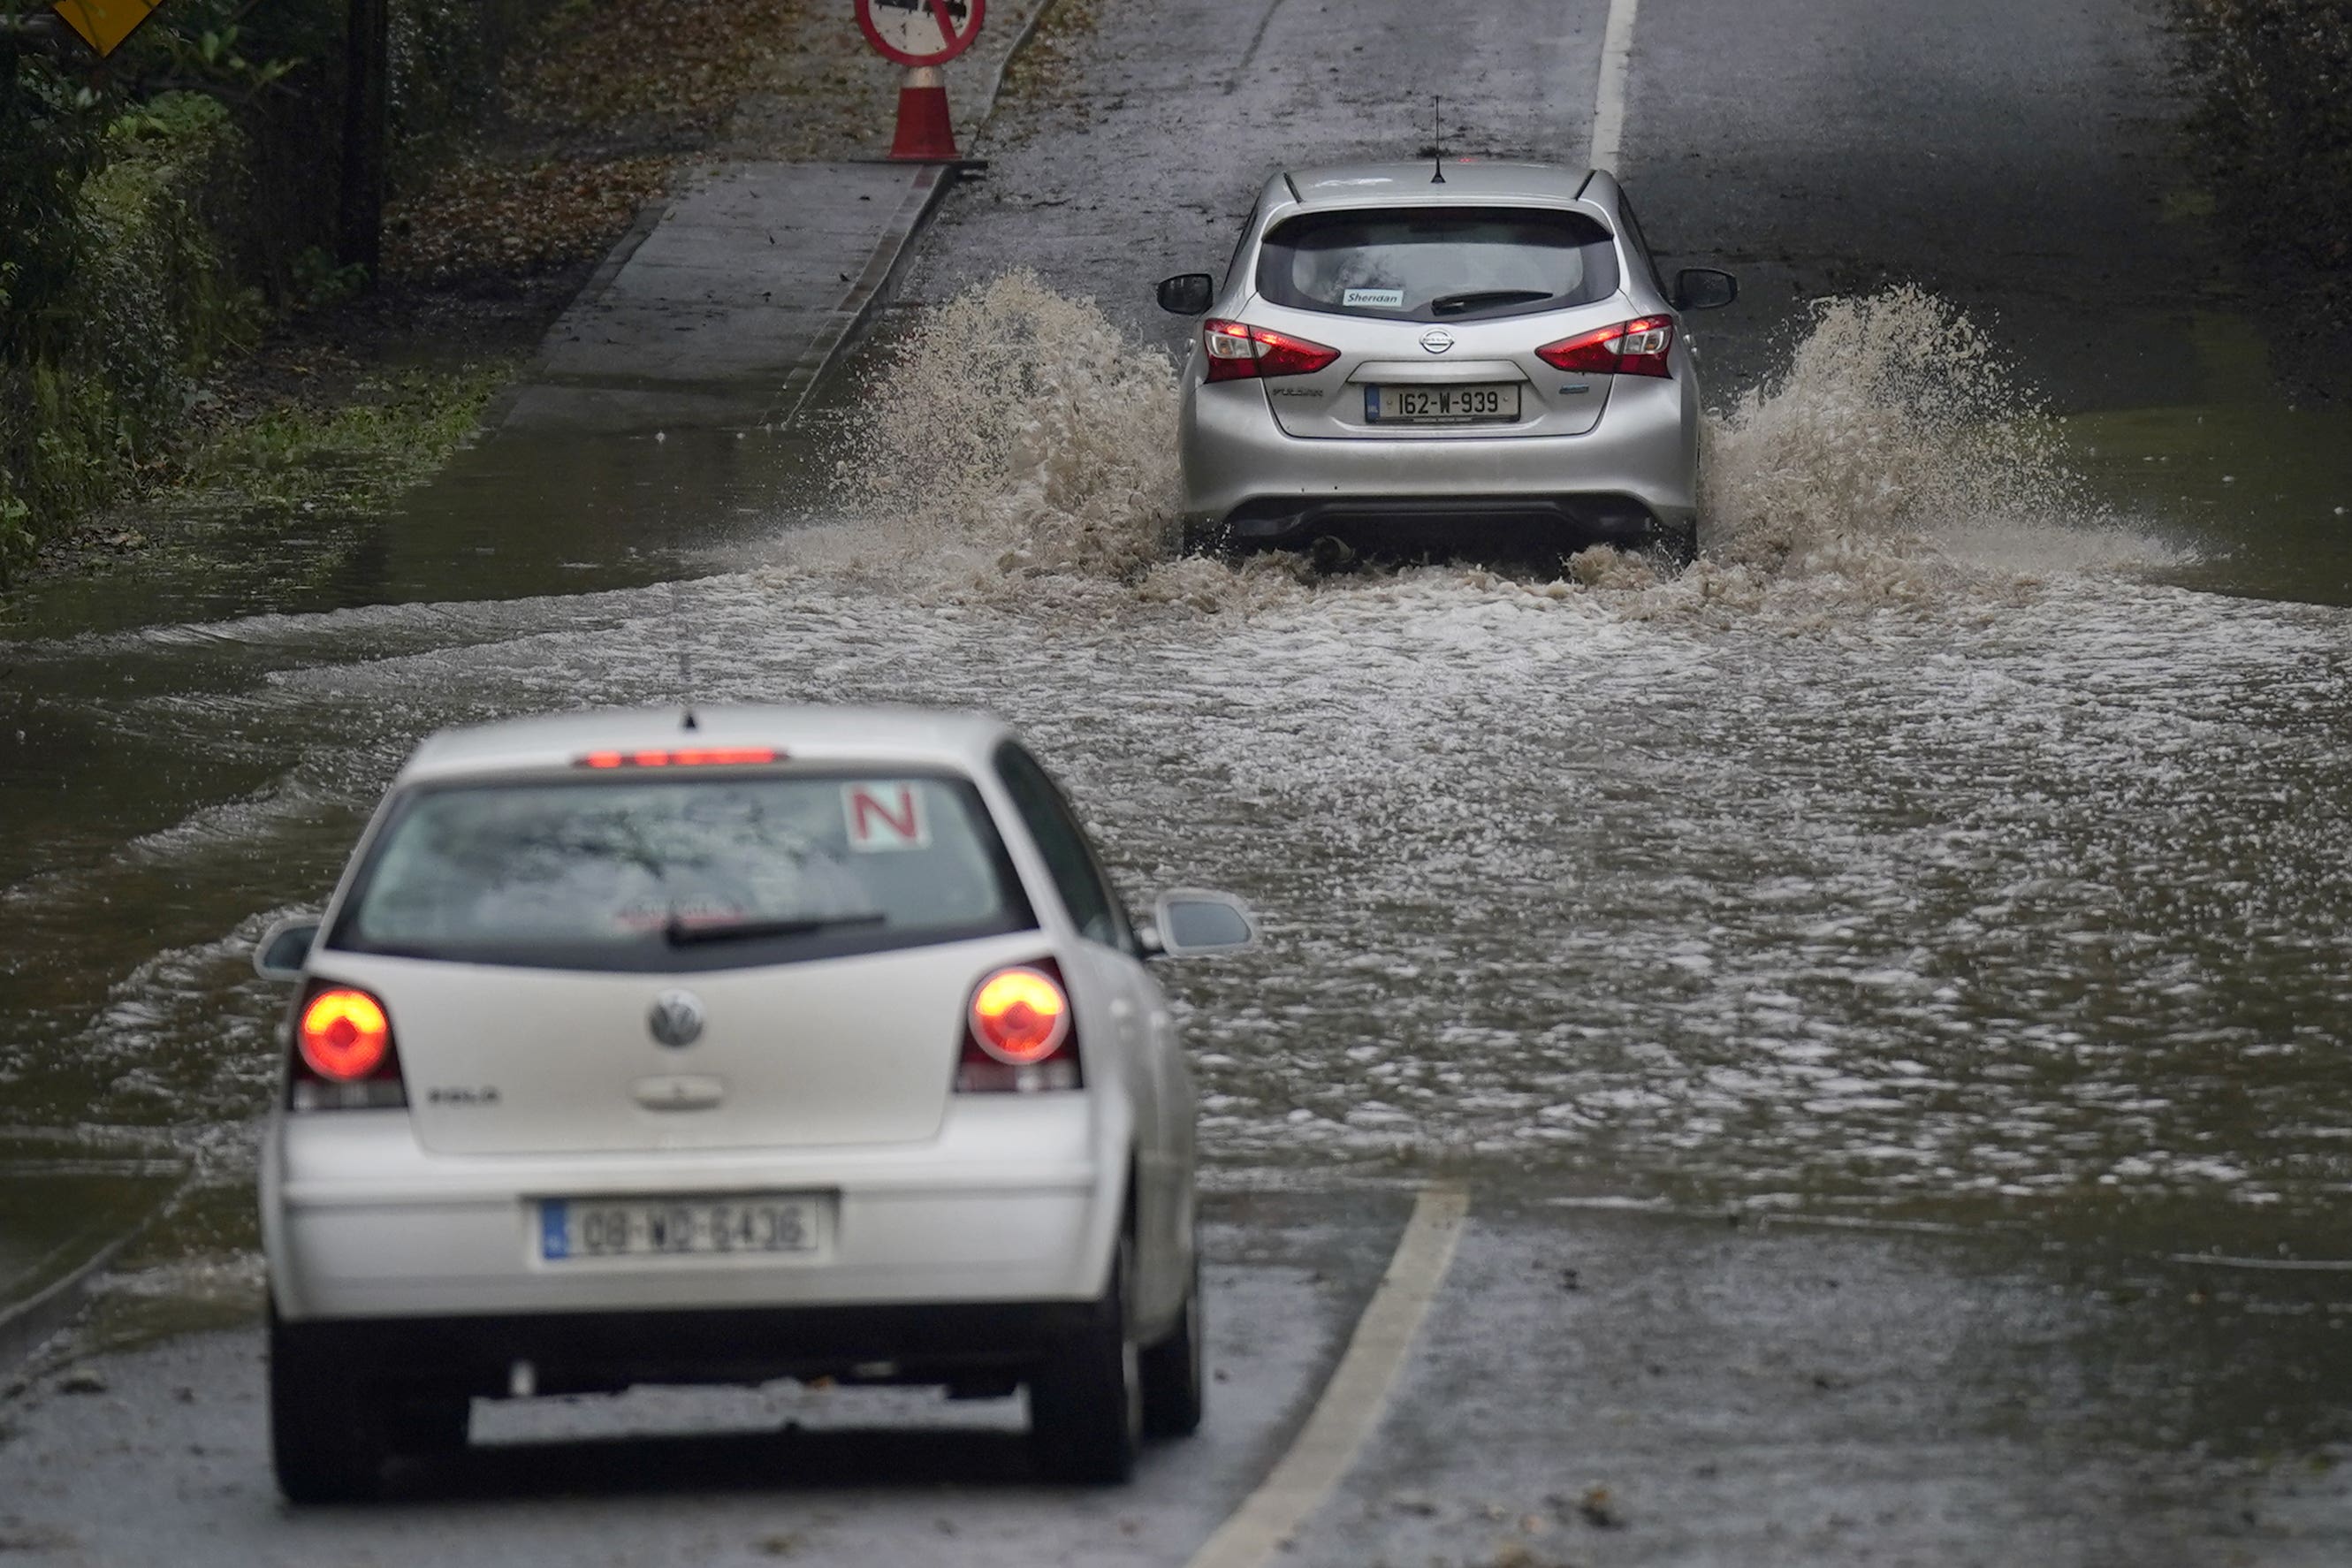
{"left": 826, "top": 269, "right": 1184, "bottom": 588}
{"left": 802, "top": 275, "right": 2168, "bottom": 616}
{"left": 1695, "top": 286, "right": 2173, "bottom": 588}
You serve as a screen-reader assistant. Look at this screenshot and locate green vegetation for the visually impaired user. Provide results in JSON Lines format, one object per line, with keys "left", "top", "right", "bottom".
{"left": 0, "top": 0, "right": 553, "bottom": 584}
{"left": 2172, "top": 1, "right": 2352, "bottom": 319}
{"left": 182, "top": 356, "right": 517, "bottom": 515}
{"left": 0, "top": 87, "right": 259, "bottom": 581}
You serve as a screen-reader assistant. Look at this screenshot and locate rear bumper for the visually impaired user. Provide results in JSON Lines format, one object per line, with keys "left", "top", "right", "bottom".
{"left": 262, "top": 1097, "right": 1118, "bottom": 1324}
{"left": 1178, "top": 373, "right": 1699, "bottom": 549}
{"left": 277, "top": 1299, "right": 1106, "bottom": 1396}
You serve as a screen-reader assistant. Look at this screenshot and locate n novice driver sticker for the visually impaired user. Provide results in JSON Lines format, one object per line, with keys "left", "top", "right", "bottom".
{"left": 843, "top": 782, "right": 931, "bottom": 851}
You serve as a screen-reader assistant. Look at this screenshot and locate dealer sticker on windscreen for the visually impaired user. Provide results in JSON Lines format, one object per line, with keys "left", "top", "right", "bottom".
{"left": 1343, "top": 287, "right": 1405, "bottom": 309}
{"left": 539, "top": 1194, "right": 831, "bottom": 1260}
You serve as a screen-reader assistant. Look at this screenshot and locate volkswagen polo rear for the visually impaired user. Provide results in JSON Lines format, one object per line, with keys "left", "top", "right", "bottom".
{"left": 1170, "top": 163, "right": 1720, "bottom": 559}
{"left": 259, "top": 710, "right": 1138, "bottom": 1497}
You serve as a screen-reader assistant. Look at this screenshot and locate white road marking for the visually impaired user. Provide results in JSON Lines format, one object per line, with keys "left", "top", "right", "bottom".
{"left": 1590, "top": 0, "right": 1640, "bottom": 172}
{"left": 1183, "top": 1183, "right": 1471, "bottom": 1568}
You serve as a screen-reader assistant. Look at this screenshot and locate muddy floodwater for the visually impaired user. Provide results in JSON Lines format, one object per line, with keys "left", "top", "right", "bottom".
{"left": 4, "top": 278, "right": 2352, "bottom": 1293}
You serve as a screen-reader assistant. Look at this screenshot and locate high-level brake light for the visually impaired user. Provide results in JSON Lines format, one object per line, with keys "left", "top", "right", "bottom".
{"left": 1535, "top": 316, "right": 1676, "bottom": 378}
{"left": 1203, "top": 320, "right": 1341, "bottom": 383}
{"left": 958, "top": 963, "right": 1081, "bottom": 1092}
{"left": 577, "top": 748, "right": 783, "bottom": 769}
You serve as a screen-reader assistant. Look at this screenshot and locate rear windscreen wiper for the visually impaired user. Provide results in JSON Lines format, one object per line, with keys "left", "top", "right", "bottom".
{"left": 1429, "top": 289, "right": 1552, "bottom": 316}
{"left": 663, "top": 912, "right": 887, "bottom": 947}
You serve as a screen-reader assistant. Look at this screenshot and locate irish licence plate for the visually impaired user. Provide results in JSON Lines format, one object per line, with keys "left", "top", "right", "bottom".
{"left": 538, "top": 1194, "right": 830, "bottom": 1261}
{"left": 1366, "top": 384, "right": 1521, "bottom": 424}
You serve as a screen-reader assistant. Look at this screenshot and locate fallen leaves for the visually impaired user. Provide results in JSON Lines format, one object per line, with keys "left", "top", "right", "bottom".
{"left": 389, "top": 155, "right": 674, "bottom": 285}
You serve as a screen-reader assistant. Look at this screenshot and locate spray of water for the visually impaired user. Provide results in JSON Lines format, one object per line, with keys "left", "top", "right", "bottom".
{"left": 827, "top": 270, "right": 1183, "bottom": 587}
{"left": 803, "top": 273, "right": 2167, "bottom": 615}
{"left": 1696, "top": 285, "right": 2167, "bottom": 590}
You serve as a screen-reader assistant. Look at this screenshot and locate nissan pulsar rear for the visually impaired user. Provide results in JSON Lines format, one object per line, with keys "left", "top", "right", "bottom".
{"left": 1158, "top": 162, "right": 1735, "bottom": 561}
{"left": 255, "top": 706, "right": 1253, "bottom": 1500}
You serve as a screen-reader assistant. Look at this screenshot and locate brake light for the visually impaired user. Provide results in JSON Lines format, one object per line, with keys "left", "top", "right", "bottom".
{"left": 578, "top": 748, "right": 781, "bottom": 768}
{"left": 1535, "top": 316, "right": 1676, "bottom": 377}
{"left": 958, "top": 962, "right": 1081, "bottom": 1092}
{"left": 289, "top": 984, "right": 407, "bottom": 1111}
{"left": 1202, "top": 319, "right": 1341, "bottom": 383}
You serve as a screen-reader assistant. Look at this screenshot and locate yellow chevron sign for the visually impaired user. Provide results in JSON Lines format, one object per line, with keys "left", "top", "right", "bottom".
{"left": 51, "top": 0, "right": 163, "bottom": 56}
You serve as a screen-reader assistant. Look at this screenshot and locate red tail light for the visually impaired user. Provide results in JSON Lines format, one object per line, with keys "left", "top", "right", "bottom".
{"left": 1535, "top": 316, "right": 1676, "bottom": 378}
{"left": 289, "top": 984, "right": 407, "bottom": 1111}
{"left": 1203, "top": 319, "right": 1341, "bottom": 383}
{"left": 957, "top": 962, "right": 1082, "bottom": 1092}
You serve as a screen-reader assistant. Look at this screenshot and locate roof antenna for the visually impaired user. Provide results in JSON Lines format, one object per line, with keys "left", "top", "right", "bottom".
{"left": 672, "top": 578, "right": 698, "bottom": 730}
{"left": 1430, "top": 95, "right": 1446, "bottom": 184}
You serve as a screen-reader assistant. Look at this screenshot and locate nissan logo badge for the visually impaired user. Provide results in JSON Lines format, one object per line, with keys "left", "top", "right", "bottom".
{"left": 647, "top": 989, "right": 706, "bottom": 1048}
{"left": 1420, "top": 328, "right": 1456, "bottom": 354}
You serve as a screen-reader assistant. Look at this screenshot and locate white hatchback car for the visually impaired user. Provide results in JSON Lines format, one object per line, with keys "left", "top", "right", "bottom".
{"left": 255, "top": 706, "right": 1254, "bottom": 1499}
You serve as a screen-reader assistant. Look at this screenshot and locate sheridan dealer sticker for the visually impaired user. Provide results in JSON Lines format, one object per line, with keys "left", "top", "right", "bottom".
{"left": 1343, "top": 287, "right": 1405, "bottom": 309}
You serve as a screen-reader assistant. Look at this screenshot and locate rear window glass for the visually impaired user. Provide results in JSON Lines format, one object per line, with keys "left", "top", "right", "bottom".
{"left": 1257, "top": 207, "right": 1618, "bottom": 323}
{"left": 327, "top": 773, "right": 1033, "bottom": 972}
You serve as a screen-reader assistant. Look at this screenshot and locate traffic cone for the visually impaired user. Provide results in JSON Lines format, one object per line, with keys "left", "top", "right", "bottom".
{"left": 888, "top": 65, "right": 959, "bottom": 162}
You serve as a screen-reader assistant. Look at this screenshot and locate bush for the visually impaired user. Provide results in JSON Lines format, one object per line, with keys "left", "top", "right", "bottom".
{"left": 0, "top": 88, "right": 257, "bottom": 580}
{"left": 0, "top": 0, "right": 560, "bottom": 581}
{"left": 2173, "top": 1, "right": 2352, "bottom": 290}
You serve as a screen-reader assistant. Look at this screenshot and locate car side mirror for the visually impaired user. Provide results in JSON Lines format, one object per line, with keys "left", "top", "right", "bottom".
{"left": 1671, "top": 267, "right": 1738, "bottom": 311}
{"left": 254, "top": 918, "right": 320, "bottom": 981}
{"left": 1145, "top": 889, "right": 1257, "bottom": 958}
{"left": 1157, "top": 273, "right": 1214, "bottom": 316}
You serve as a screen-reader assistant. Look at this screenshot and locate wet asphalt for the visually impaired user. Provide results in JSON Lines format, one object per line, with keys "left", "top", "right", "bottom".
{"left": 4, "top": 0, "right": 2352, "bottom": 1562}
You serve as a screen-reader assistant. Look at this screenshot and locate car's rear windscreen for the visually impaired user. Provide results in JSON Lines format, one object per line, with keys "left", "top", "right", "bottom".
{"left": 1256, "top": 207, "right": 1619, "bottom": 323}
{"left": 327, "top": 773, "right": 1034, "bottom": 972}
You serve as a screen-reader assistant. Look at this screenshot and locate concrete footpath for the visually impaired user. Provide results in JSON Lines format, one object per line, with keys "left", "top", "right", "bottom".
{"left": 500, "top": 161, "right": 955, "bottom": 438}
{"left": 494, "top": 0, "right": 1064, "bottom": 438}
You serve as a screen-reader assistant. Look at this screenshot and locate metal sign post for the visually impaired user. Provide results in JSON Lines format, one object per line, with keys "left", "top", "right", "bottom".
{"left": 853, "top": 0, "right": 986, "bottom": 162}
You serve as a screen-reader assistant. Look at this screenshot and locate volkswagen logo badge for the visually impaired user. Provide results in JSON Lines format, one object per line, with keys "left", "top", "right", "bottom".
{"left": 647, "top": 989, "right": 705, "bottom": 1049}
{"left": 1420, "top": 328, "right": 1456, "bottom": 354}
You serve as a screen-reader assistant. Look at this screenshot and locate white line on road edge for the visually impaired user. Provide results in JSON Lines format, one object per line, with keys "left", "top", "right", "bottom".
{"left": 1183, "top": 1183, "right": 1471, "bottom": 1568}
{"left": 1589, "top": 0, "right": 1640, "bottom": 173}
{"left": 2166, "top": 1253, "right": 2352, "bottom": 1273}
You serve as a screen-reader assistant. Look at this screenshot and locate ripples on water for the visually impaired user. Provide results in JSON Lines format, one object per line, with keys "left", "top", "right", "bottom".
{"left": 4, "top": 274, "right": 2348, "bottom": 1252}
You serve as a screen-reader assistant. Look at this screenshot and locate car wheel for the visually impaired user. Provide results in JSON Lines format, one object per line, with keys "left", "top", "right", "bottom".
{"left": 1029, "top": 1235, "right": 1143, "bottom": 1484}
{"left": 269, "top": 1302, "right": 389, "bottom": 1503}
{"left": 1139, "top": 1246, "right": 1205, "bottom": 1439}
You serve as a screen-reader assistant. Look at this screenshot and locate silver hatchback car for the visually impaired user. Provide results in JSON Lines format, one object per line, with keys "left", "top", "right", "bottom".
{"left": 1158, "top": 161, "right": 1735, "bottom": 561}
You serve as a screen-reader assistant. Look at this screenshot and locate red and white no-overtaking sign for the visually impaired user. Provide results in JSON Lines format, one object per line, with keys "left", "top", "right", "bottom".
{"left": 855, "top": 0, "right": 985, "bottom": 69}
{"left": 854, "top": 0, "right": 985, "bottom": 160}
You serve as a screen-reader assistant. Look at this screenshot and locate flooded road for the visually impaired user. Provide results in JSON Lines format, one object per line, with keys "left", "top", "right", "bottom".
{"left": 3, "top": 0, "right": 2352, "bottom": 1541}
{"left": 4, "top": 278, "right": 2349, "bottom": 1263}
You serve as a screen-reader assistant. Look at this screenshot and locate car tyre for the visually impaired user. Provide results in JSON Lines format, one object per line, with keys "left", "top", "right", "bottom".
{"left": 1029, "top": 1236, "right": 1142, "bottom": 1484}
{"left": 269, "top": 1302, "right": 389, "bottom": 1503}
{"left": 1139, "top": 1246, "right": 1205, "bottom": 1439}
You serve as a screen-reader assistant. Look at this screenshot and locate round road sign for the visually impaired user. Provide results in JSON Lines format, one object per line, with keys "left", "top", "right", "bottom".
{"left": 856, "top": 0, "right": 986, "bottom": 69}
